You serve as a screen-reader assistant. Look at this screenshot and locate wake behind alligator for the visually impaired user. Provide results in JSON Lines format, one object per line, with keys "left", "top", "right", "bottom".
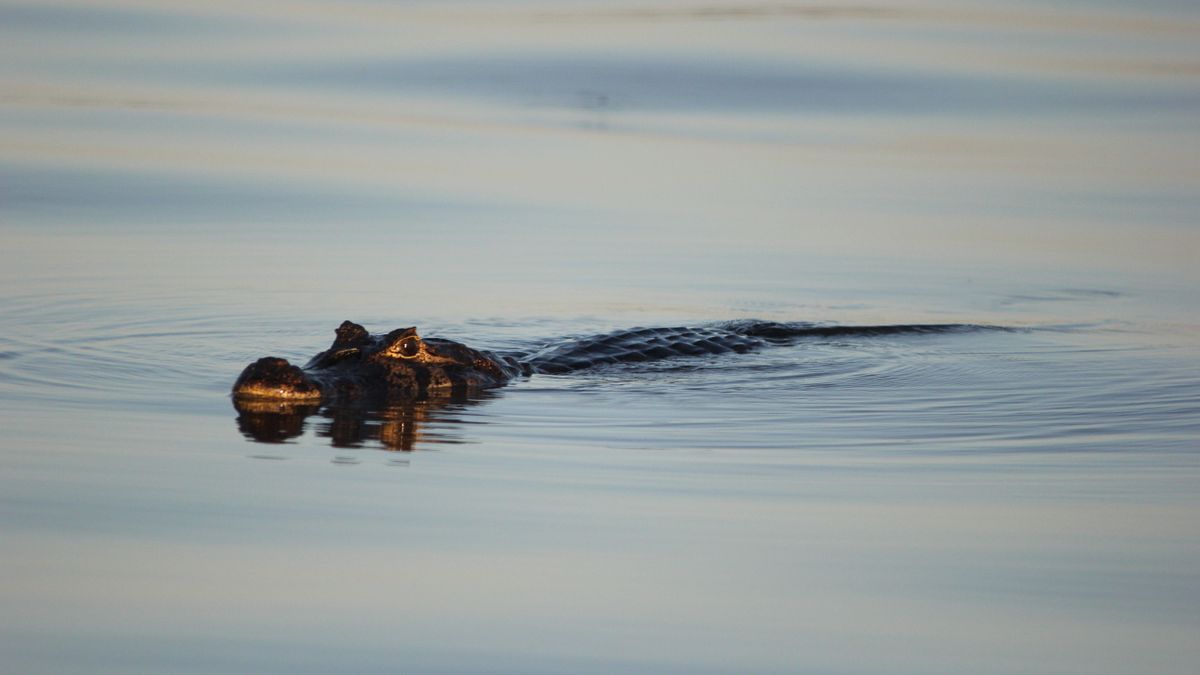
{"left": 232, "top": 320, "right": 988, "bottom": 404}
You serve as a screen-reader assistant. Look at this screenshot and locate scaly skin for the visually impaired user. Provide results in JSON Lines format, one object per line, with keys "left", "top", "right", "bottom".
{"left": 232, "top": 319, "right": 983, "bottom": 404}
{"left": 232, "top": 320, "right": 524, "bottom": 404}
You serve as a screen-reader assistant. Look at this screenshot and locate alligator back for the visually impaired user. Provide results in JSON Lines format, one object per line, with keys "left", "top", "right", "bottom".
{"left": 521, "top": 321, "right": 979, "bottom": 374}
{"left": 233, "top": 320, "right": 988, "bottom": 405}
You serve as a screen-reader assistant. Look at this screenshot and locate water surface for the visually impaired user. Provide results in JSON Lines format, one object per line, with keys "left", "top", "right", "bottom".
{"left": 2, "top": 1, "right": 1199, "bottom": 673}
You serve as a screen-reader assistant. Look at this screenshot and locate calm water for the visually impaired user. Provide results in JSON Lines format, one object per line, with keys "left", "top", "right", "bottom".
{"left": 2, "top": 1, "right": 1199, "bottom": 673}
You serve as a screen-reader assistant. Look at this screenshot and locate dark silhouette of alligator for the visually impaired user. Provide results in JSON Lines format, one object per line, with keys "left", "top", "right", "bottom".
{"left": 232, "top": 319, "right": 984, "bottom": 405}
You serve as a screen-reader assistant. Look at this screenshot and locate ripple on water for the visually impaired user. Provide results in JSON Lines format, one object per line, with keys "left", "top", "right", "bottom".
{"left": 1, "top": 286, "right": 1196, "bottom": 457}
{"left": 0, "top": 288, "right": 306, "bottom": 413}
{"left": 492, "top": 327, "right": 1200, "bottom": 457}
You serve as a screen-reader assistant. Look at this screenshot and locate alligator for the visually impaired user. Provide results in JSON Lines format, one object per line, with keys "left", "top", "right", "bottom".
{"left": 232, "top": 319, "right": 982, "bottom": 405}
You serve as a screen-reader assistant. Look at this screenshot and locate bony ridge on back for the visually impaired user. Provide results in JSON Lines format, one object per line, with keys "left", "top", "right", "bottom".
{"left": 233, "top": 319, "right": 986, "bottom": 404}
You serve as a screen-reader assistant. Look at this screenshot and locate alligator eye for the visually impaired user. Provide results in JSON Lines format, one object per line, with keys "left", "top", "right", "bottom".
{"left": 397, "top": 336, "right": 421, "bottom": 358}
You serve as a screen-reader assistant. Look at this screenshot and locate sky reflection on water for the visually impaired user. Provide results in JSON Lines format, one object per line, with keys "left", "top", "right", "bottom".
{"left": 1, "top": 1, "right": 1199, "bottom": 674}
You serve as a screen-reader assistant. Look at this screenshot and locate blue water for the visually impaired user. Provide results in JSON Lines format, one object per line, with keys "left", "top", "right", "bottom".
{"left": 2, "top": 1, "right": 1199, "bottom": 673}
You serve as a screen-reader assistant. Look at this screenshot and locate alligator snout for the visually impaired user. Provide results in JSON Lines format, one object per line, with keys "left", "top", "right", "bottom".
{"left": 232, "top": 356, "right": 323, "bottom": 401}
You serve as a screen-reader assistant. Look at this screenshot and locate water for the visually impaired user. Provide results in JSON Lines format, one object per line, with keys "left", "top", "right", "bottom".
{"left": 2, "top": 1, "right": 1199, "bottom": 673}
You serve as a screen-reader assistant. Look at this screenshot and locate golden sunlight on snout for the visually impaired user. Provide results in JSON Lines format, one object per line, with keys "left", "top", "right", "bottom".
{"left": 232, "top": 357, "right": 323, "bottom": 401}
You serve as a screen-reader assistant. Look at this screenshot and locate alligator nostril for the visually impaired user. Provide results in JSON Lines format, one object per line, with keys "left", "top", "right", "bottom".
{"left": 232, "top": 356, "right": 322, "bottom": 400}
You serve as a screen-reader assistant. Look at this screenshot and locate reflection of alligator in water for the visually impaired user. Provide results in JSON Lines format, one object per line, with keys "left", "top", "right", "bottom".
{"left": 232, "top": 319, "right": 986, "bottom": 450}
{"left": 235, "top": 395, "right": 489, "bottom": 452}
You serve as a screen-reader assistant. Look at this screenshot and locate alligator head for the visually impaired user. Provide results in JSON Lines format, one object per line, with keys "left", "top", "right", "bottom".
{"left": 232, "top": 320, "right": 522, "bottom": 405}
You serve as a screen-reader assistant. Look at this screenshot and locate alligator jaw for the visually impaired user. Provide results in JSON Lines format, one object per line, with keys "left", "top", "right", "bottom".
{"left": 231, "top": 357, "right": 324, "bottom": 402}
